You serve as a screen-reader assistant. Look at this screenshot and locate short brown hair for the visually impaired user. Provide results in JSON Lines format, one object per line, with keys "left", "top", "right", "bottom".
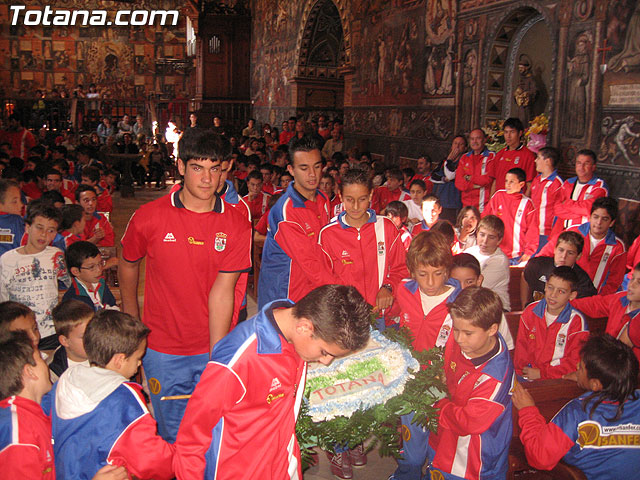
{"left": 0, "top": 301, "right": 34, "bottom": 335}
{"left": 478, "top": 215, "right": 505, "bottom": 239}
{"left": 292, "top": 284, "right": 370, "bottom": 351}
{"left": 557, "top": 231, "right": 584, "bottom": 255}
{"left": 83, "top": 310, "right": 150, "bottom": 367}
{"left": 407, "top": 231, "right": 453, "bottom": 274}
{"left": 0, "top": 330, "right": 36, "bottom": 399}
{"left": 52, "top": 300, "right": 94, "bottom": 338}
{"left": 449, "top": 286, "right": 503, "bottom": 330}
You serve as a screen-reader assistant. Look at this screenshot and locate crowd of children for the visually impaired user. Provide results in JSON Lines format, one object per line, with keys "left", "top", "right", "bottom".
{"left": 1, "top": 114, "right": 639, "bottom": 480}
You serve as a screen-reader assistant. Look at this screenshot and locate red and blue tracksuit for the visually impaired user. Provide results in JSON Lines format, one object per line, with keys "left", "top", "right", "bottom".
{"left": 258, "top": 183, "right": 335, "bottom": 308}
{"left": 427, "top": 333, "right": 515, "bottom": 480}
{"left": 0, "top": 395, "right": 55, "bottom": 479}
{"left": 493, "top": 144, "right": 537, "bottom": 191}
{"left": 555, "top": 175, "right": 608, "bottom": 230}
{"left": 530, "top": 170, "right": 563, "bottom": 243}
{"left": 455, "top": 148, "right": 495, "bottom": 213}
{"left": 318, "top": 210, "right": 408, "bottom": 306}
{"left": 0, "top": 212, "right": 25, "bottom": 256}
{"left": 174, "top": 300, "right": 306, "bottom": 480}
{"left": 514, "top": 300, "right": 589, "bottom": 379}
{"left": 518, "top": 390, "right": 640, "bottom": 477}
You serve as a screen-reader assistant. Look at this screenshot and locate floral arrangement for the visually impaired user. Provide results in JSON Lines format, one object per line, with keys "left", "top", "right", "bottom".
{"left": 483, "top": 119, "right": 505, "bottom": 153}
{"left": 296, "top": 327, "right": 446, "bottom": 469}
{"left": 524, "top": 113, "right": 549, "bottom": 153}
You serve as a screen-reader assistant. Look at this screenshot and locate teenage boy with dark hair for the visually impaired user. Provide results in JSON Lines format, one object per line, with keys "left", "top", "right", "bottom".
{"left": 75, "top": 184, "right": 114, "bottom": 247}
{"left": 119, "top": 130, "right": 252, "bottom": 441}
{"left": 81, "top": 165, "right": 113, "bottom": 215}
{"left": 426, "top": 286, "right": 514, "bottom": 480}
{"left": 492, "top": 117, "right": 537, "bottom": 193}
{"left": 0, "top": 202, "right": 70, "bottom": 349}
{"left": 174, "top": 284, "right": 371, "bottom": 479}
{"left": 63, "top": 241, "right": 117, "bottom": 310}
{"left": 60, "top": 204, "right": 86, "bottom": 248}
{"left": 531, "top": 146, "right": 564, "bottom": 250}
{"left": 47, "top": 310, "right": 175, "bottom": 479}
{"left": 371, "top": 167, "right": 407, "bottom": 213}
{"left": 384, "top": 200, "right": 412, "bottom": 249}
{"left": 522, "top": 230, "right": 597, "bottom": 306}
{"left": 258, "top": 135, "right": 335, "bottom": 308}
{"left": 242, "top": 170, "right": 271, "bottom": 222}
{"left": 49, "top": 300, "right": 93, "bottom": 379}
{"left": 539, "top": 197, "right": 627, "bottom": 295}
{"left": 0, "top": 300, "right": 40, "bottom": 347}
{"left": 44, "top": 168, "right": 74, "bottom": 204}
{"left": 411, "top": 194, "right": 443, "bottom": 235}
{"left": 514, "top": 266, "right": 589, "bottom": 380}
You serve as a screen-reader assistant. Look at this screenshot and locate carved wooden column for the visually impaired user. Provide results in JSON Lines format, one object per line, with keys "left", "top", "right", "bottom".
{"left": 588, "top": 1, "right": 608, "bottom": 149}
{"left": 551, "top": 3, "right": 572, "bottom": 146}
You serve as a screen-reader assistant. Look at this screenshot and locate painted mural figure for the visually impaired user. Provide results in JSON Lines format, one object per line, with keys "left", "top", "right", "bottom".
{"left": 437, "top": 40, "right": 454, "bottom": 95}
{"left": 376, "top": 35, "right": 387, "bottom": 95}
{"left": 424, "top": 48, "right": 437, "bottom": 95}
{"left": 566, "top": 33, "right": 591, "bottom": 138}
{"left": 614, "top": 116, "right": 640, "bottom": 165}
{"left": 461, "top": 49, "right": 478, "bottom": 131}
{"left": 608, "top": 2, "right": 640, "bottom": 72}
{"left": 514, "top": 55, "right": 537, "bottom": 125}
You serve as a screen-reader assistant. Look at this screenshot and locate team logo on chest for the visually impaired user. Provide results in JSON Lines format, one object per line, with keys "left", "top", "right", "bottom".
{"left": 214, "top": 232, "right": 227, "bottom": 251}
{"left": 163, "top": 232, "right": 176, "bottom": 242}
{"left": 341, "top": 249, "right": 353, "bottom": 265}
{"left": 378, "top": 241, "right": 385, "bottom": 256}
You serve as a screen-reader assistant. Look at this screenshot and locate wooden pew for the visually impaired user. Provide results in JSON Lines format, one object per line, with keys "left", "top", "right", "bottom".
{"left": 509, "top": 265, "right": 524, "bottom": 312}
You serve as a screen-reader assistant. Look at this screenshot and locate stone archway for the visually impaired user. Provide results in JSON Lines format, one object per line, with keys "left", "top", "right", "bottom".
{"left": 480, "top": 4, "right": 557, "bottom": 130}
{"left": 290, "top": 0, "right": 350, "bottom": 120}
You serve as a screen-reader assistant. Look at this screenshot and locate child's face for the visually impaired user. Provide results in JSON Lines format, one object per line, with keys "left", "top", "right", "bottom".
{"left": 413, "top": 263, "right": 448, "bottom": 296}
{"left": 25, "top": 216, "right": 58, "bottom": 253}
{"left": 319, "top": 177, "right": 334, "bottom": 196}
{"left": 461, "top": 209, "right": 478, "bottom": 231}
{"left": 422, "top": 200, "right": 442, "bottom": 227}
{"left": 386, "top": 177, "right": 402, "bottom": 191}
{"left": 293, "top": 321, "right": 349, "bottom": 366}
{"left": 409, "top": 185, "right": 426, "bottom": 205}
{"left": 544, "top": 276, "right": 577, "bottom": 315}
{"left": 626, "top": 269, "right": 640, "bottom": 303}
{"left": 106, "top": 174, "right": 117, "bottom": 186}
{"left": 46, "top": 174, "right": 63, "bottom": 192}
{"left": 477, "top": 226, "right": 501, "bottom": 255}
{"left": 31, "top": 348, "right": 52, "bottom": 397}
{"left": 281, "top": 175, "right": 293, "bottom": 189}
{"left": 452, "top": 315, "right": 498, "bottom": 359}
{"left": 387, "top": 214, "right": 405, "bottom": 229}
{"left": 78, "top": 191, "right": 98, "bottom": 215}
{"left": 535, "top": 153, "right": 551, "bottom": 173}
{"left": 10, "top": 314, "right": 40, "bottom": 347}
{"left": 504, "top": 173, "right": 524, "bottom": 194}
{"left": 120, "top": 339, "right": 147, "bottom": 379}
{"left": 81, "top": 176, "right": 97, "bottom": 187}
{"left": 0, "top": 186, "right": 23, "bottom": 215}
{"left": 74, "top": 254, "right": 104, "bottom": 284}
{"left": 247, "top": 177, "right": 263, "bottom": 196}
{"left": 554, "top": 240, "right": 579, "bottom": 267}
{"left": 450, "top": 266, "right": 481, "bottom": 289}
{"left": 72, "top": 216, "right": 88, "bottom": 235}
{"left": 61, "top": 320, "right": 90, "bottom": 362}
{"left": 340, "top": 183, "right": 372, "bottom": 225}
{"left": 260, "top": 169, "right": 272, "bottom": 184}
{"left": 589, "top": 208, "right": 614, "bottom": 238}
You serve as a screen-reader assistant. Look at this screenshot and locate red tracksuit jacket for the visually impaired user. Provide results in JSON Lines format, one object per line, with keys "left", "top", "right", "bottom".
{"left": 455, "top": 148, "right": 495, "bottom": 212}
{"left": 483, "top": 190, "right": 538, "bottom": 258}
{"left": 530, "top": 170, "right": 563, "bottom": 237}
{"left": 514, "top": 299, "right": 589, "bottom": 379}
{"left": 318, "top": 211, "right": 408, "bottom": 306}
{"left": 493, "top": 144, "right": 537, "bottom": 191}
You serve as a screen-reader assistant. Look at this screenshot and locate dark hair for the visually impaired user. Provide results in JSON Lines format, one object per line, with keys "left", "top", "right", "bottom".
{"left": 83, "top": 310, "right": 150, "bottom": 368}
{"left": 430, "top": 219, "right": 456, "bottom": 246}
{"left": 557, "top": 231, "right": 584, "bottom": 255}
{"left": 449, "top": 286, "right": 503, "bottom": 330}
{"left": 259, "top": 163, "right": 273, "bottom": 174}
{"left": 455, "top": 205, "right": 481, "bottom": 231}
{"left": 81, "top": 166, "right": 101, "bottom": 183}
{"left": 402, "top": 167, "right": 415, "bottom": 178}
{"left": 340, "top": 167, "right": 373, "bottom": 192}
{"left": 65, "top": 240, "right": 101, "bottom": 271}
{"left": 452, "top": 253, "right": 481, "bottom": 277}
{"left": 591, "top": 196, "right": 618, "bottom": 221}
{"left": 0, "top": 178, "right": 20, "bottom": 204}
{"left": 407, "top": 231, "right": 453, "bottom": 274}
{"left": 52, "top": 300, "right": 93, "bottom": 338}
{"left": 246, "top": 170, "right": 263, "bottom": 183}
{"left": 75, "top": 184, "right": 97, "bottom": 202}
{"left": 61, "top": 204, "right": 85, "bottom": 230}
{"left": 0, "top": 330, "right": 37, "bottom": 399}
{"left": 178, "top": 131, "right": 231, "bottom": 164}
{"left": 40, "top": 190, "right": 65, "bottom": 206}
{"left": 580, "top": 335, "right": 639, "bottom": 421}
{"left": 383, "top": 200, "right": 408, "bottom": 220}
{"left": 576, "top": 149, "right": 597, "bottom": 165}
{"left": 289, "top": 135, "right": 323, "bottom": 163}
{"left": 478, "top": 215, "right": 505, "bottom": 239}
{"left": 385, "top": 168, "right": 404, "bottom": 182}
{"left": 409, "top": 179, "right": 427, "bottom": 191}
{"left": 423, "top": 193, "right": 442, "bottom": 208}
{"left": 548, "top": 266, "right": 579, "bottom": 292}
{"left": 45, "top": 168, "right": 62, "bottom": 180}
{"left": 0, "top": 301, "right": 34, "bottom": 333}
{"left": 538, "top": 146, "right": 561, "bottom": 169}
{"left": 503, "top": 117, "right": 524, "bottom": 132}
{"left": 292, "top": 285, "right": 370, "bottom": 351}
{"left": 52, "top": 158, "right": 70, "bottom": 174}
{"left": 506, "top": 167, "right": 526, "bottom": 184}
{"left": 25, "top": 200, "right": 62, "bottom": 227}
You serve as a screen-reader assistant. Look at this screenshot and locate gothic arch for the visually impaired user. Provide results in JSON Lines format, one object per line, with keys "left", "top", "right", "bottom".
{"left": 480, "top": 2, "right": 557, "bottom": 129}
{"left": 294, "top": 0, "right": 351, "bottom": 78}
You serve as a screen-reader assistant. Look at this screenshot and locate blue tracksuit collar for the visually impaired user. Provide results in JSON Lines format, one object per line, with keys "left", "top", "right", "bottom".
{"left": 337, "top": 209, "right": 376, "bottom": 229}
{"left": 287, "top": 182, "right": 327, "bottom": 208}
{"left": 533, "top": 298, "right": 574, "bottom": 324}
{"left": 540, "top": 169, "right": 560, "bottom": 182}
{"left": 171, "top": 188, "right": 223, "bottom": 212}
{"left": 619, "top": 295, "right": 640, "bottom": 319}
{"left": 404, "top": 277, "right": 462, "bottom": 302}
{"left": 577, "top": 222, "right": 617, "bottom": 246}
{"left": 255, "top": 299, "right": 295, "bottom": 354}
{"left": 464, "top": 147, "right": 492, "bottom": 158}
{"left": 220, "top": 180, "right": 239, "bottom": 205}
{"left": 567, "top": 175, "right": 601, "bottom": 186}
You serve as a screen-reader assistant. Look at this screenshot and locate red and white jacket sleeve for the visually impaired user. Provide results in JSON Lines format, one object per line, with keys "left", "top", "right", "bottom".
{"left": 518, "top": 405, "right": 574, "bottom": 471}
{"left": 437, "top": 378, "right": 506, "bottom": 436}
{"left": 0, "top": 445, "right": 50, "bottom": 479}
{"left": 174, "top": 363, "right": 245, "bottom": 479}
{"left": 556, "top": 183, "right": 607, "bottom": 221}
{"left": 513, "top": 312, "right": 534, "bottom": 375}
{"left": 600, "top": 249, "right": 627, "bottom": 295}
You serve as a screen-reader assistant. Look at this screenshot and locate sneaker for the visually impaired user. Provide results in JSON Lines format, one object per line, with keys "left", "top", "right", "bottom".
{"left": 349, "top": 443, "right": 367, "bottom": 467}
{"left": 326, "top": 451, "right": 353, "bottom": 479}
